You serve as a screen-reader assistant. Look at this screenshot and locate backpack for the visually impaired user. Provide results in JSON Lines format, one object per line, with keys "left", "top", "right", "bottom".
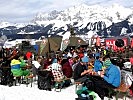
{"left": 0, "top": 59, "right": 14, "bottom": 86}
{"left": 37, "top": 70, "right": 53, "bottom": 91}
{"left": 76, "top": 86, "right": 97, "bottom": 100}
{"left": 83, "top": 79, "right": 94, "bottom": 91}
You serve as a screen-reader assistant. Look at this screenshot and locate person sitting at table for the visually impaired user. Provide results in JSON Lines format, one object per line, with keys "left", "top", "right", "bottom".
{"left": 88, "top": 58, "right": 94, "bottom": 69}
{"left": 73, "top": 55, "right": 89, "bottom": 82}
{"left": 32, "top": 56, "right": 43, "bottom": 77}
{"left": 19, "top": 53, "right": 30, "bottom": 77}
{"left": 46, "top": 57, "right": 65, "bottom": 81}
{"left": 11, "top": 54, "right": 30, "bottom": 77}
{"left": 93, "top": 56, "right": 103, "bottom": 72}
{"left": 43, "top": 57, "right": 52, "bottom": 69}
{"left": 61, "top": 58, "right": 73, "bottom": 78}
{"left": 86, "top": 55, "right": 121, "bottom": 99}
{"left": 46, "top": 57, "right": 73, "bottom": 88}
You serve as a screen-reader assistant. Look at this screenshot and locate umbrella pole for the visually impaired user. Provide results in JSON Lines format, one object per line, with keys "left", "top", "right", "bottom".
{"left": 48, "top": 38, "right": 51, "bottom": 58}
{"left": 2, "top": 46, "right": 4, "bottom": 58}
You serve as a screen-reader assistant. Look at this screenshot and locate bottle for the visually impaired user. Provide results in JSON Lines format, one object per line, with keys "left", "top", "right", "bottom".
{"left": 81, "top": 94, "right": 86, "bottom": 97}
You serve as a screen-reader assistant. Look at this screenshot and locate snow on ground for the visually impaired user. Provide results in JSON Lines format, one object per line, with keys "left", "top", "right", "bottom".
{"left": 0, "top": 81, "right": 131, "bottom": 100}
{"left": 0, "top": 83, "right": 78, "bottom": 100}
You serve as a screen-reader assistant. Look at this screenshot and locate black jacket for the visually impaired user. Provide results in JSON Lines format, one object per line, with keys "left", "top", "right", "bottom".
{"left": 73, "top": 62, "right": 87, "bottom": 80}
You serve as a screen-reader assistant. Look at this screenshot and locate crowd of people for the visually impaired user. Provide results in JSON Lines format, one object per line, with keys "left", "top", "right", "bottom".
{"left": 0, "top": 45, "right": 133, "bottom": 99}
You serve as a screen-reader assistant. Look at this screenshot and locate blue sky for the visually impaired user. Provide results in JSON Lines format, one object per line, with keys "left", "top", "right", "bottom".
{"left": 0, "top": 0, "right": 133, "bottom": 23}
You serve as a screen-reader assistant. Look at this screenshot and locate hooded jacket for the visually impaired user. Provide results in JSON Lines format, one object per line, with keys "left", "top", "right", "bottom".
{"left": 62, "top": 61, "right": 73, "bottom": 78}
{"left": 94, "top": 59, "right": 102, "bottom": 72}
{"left": 104, "top": 64, "right": 121, "bottom": 87}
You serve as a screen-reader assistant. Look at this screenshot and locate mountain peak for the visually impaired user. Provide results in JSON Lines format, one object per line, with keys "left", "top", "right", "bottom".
{"left": 0, "top": 21, "right": 13, "bottom": 28}
{"left": 1, "top": 4, "right": 133, "bottom": 38}
{"left": 33, "top": 3, "right": 133, "bottom": 25}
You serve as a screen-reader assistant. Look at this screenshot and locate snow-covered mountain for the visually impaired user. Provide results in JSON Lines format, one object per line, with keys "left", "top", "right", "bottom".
{"left": 0, "top": 22, "right": 14, "bottom": 28}
{"left": 1, "top": 4, "right": 133, "bottom": 39}
{"left": 34, "top": 4, "right": 133, "bottom": 25}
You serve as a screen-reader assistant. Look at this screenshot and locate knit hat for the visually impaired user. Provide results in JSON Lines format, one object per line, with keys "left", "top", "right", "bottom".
{"left": 95, "top": 52, "right": 100, "bottom": 57}
{"left": 52, "top": 58, "right": 57, "bottom": 63}
{"left": 79, "top": 53, "right": 84, "bottom": 58}
{"left": 103, "top": 59, "right": 112, "bottom": 67}
{"left": 81, "top": 56, "right": 89, "bottom": 63}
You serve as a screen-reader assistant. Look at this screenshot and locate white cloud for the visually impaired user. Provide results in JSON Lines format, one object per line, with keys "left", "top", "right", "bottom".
{"left": 0, "top": 0, "right": 133, "bottom": 23}
{"left": 84, "top": 0, "right": 133, "bottom": 7}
